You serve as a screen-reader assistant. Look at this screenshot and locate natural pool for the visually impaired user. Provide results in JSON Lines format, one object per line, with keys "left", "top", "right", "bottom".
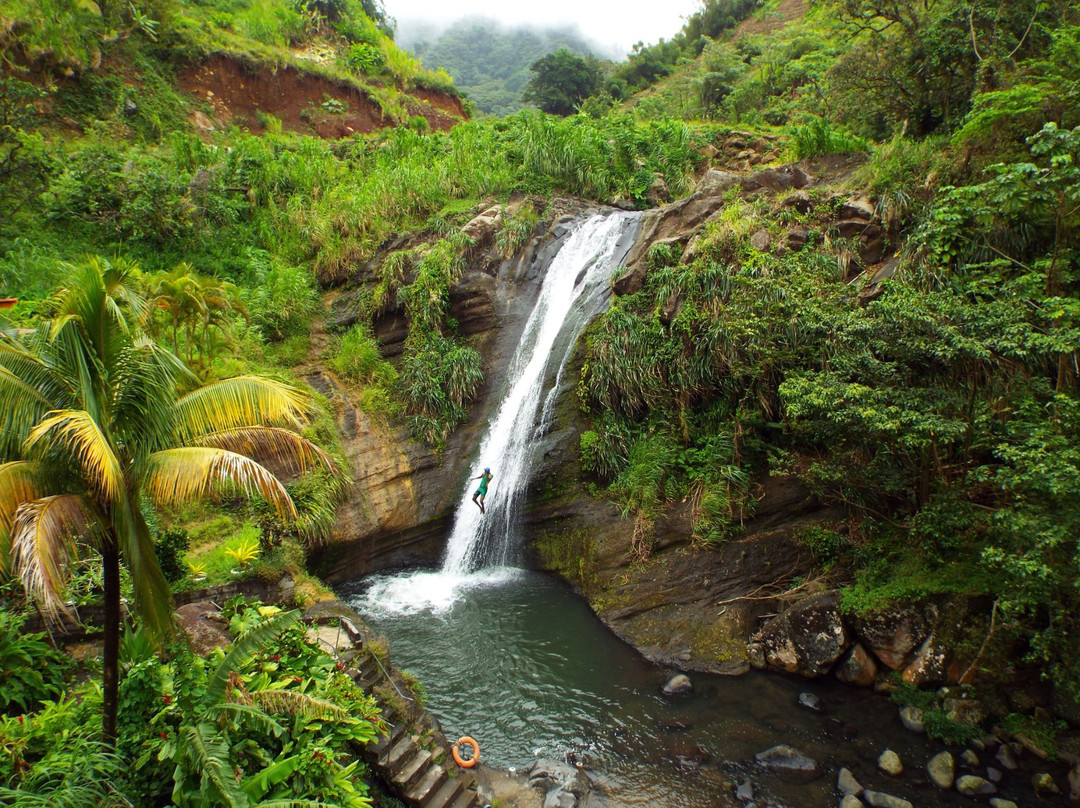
{"left": 342, "top": 567, "right": 1042, "bottom": 808}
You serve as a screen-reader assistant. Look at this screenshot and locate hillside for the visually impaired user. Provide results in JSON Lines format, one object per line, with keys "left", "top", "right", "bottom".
{"left": 398, "top": 17, "right": 605, "bottom": 116}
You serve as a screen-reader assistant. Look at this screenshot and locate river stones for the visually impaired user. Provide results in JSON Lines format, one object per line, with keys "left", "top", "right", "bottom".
{"left": 836, "top": 643, "right": 878, "bottom": 687}
{"left": 995, "top": 744, "right": 1019, "bottom": 770}
{"left": 898, "top": 705, "right": 924, "bottom": 733}
{"left": 862, "top": 790, "right": 913, "bottom": 808}
{"left": 989, "top": 800, "right": 1018, "bottom": 808}
{"left": 840, "top": 796, "right": 865, "bottom": 808}
{"left": 927, "top": 751, "right": 954, "bottom": 788}
{"left": 955, "top": 775, "right": 996, "bottom": 796}
{"left": 1031, "top": 772, "right": 1060, "bottom": 794}
{"left": 837, "top": 766, "right": 863, "bottom": 796}
{"left": 662, "top": 674, "right": 692, "bottom": 696}
{"left": 735, "top": 780, "right": 754, "bottom": 801}
{"left": 877, "top": 749, "right": 903, "bottom": 776}
{"left": 754, "top": 744, "right": 820, "bottom": 774}
{"left": 986, "top": 766, "right": 1002, "bottom": 783}
{"left": 528, "top": 759, "right": 589, "bottom": 808}
{"left": 960, "top": 748, "right": 980, "bottom": 767}
{"left": 798, "top": 692, "right": 824, "bottom": 712}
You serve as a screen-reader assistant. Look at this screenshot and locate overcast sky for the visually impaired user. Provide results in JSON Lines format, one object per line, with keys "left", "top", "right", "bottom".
{"left": 385, "top": 0, "right": 704, "bottom": 57}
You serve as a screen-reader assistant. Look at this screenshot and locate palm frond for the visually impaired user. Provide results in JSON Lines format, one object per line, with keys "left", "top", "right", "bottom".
{"left": 144, "top": 448, "right": 297, "bottom": 520}
{"left": 11, "top": 494, "right": 101, "bottom": 622}
{"left": 0, "top": 461, "right": 51, "bottom": 574}
{"left": 217, "top": 703, "right": 286, "bottom": 737}
{"left": 206, "top": 610, "right": 301, "bottom": 706}
{"left": 195, "top": 427, "right": 336, "bottom": 478}
{"left": 110, "top": 492, "right": 175, "bottom": 639}
{"left": 181, "top": 722, "right": 248, "bottom": 808}
{"left": 25, "top": 410, "right": 123, "bottom": 504}
{"left": 172, "top": 376, "right": 312, "bottom": 442}
{"left": 0, "top": 364, "right": 55, "bottom": 460}
{"left": 233, "top": 690, "right": 351, "bottom": 721}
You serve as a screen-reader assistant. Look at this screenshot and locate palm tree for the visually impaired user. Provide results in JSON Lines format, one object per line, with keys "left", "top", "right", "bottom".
{"left": 0, "top": 256, "right": 336, "bottom": 743}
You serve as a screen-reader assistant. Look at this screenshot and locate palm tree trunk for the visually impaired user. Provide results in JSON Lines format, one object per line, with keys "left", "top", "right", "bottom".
{"left": 101, "top": 539, "right": 121, "bottom": 745}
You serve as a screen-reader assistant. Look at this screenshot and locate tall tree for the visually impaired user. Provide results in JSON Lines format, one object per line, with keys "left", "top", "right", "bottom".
{"left": 523, "top": 48, "right": 602, "bottom": 116}
{"left": 0, "top": 257, "right": 336, "bottom": 743}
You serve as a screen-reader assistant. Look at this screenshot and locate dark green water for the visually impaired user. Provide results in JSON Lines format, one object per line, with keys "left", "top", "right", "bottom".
{"left": 343, "top": 568, "right": 1035, "bottom": 808}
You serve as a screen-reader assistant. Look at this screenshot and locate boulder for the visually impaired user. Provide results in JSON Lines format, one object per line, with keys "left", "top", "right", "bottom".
{"left": 647, "top": 176, "right": 671, "bottom": 207}
{"left": 854, "top": 605, "right": 935, "bottom": 670}
{"left": 745, "top": 165, "right": 812, "bottom": 192}
{"left": 785, "top": 226, "right": 809, "bottom": 252}
{"left": 1015, "top": 731, "right": 1052, "bottom": 760}
{"left": 698, "top": 144, "right": 719, "bottom": 160}
{"left": 176, "top": 602, "right": 233, "bottom": 656}
{"left": 946, "top": 697, "right": 988, "bottom": 729}
{"left": 461, "top": 205, "right": 502, "bottom": 245}
{"left": 877, "top": 749, "right": 903, "bottom": 776}
{"left": 750, "top": 229, "right": 771, "bottom": 252}
{"left": 898, "top": 706, "right": 925, "bottom": 733}
{"left": 927, "top": 751, "right": 954, "bottom": 789}
{"left": 955, "top": 775, "right": 996, "bottom": 796}
{"left": 798, "top": 692, "right": 824, "bottom": 712}
{"left": 862, "top": 790, "right": 913, "bottom": 808}
{"left": 696, "top": 169, "right": 742, "bottom": 196}
{"left": 840, "top": 795, "right": 865, "bottom": 808}
{"left": 662, "top": 674, "right": 693, "bottom": 696}
{"left": 752, "top": 590, "right": 852, "bottom": 678}
{"left": 902, "top": 634, "right": 952, "bottom": 687}
{"left": 859, "top": 236, "right": 887, "bottom": 265}
{"left": 1032, "top": 772, "right": 1060, "bottom": 794}
{"left": 836, "top": 643, "right": 878, "bottom": 687}
{"left": 835, "top": 219, "right": 882, "bottom": 240}
{"left": 840, "top": 195, "right": 875, "bottom": 220}
{"left": 754, "top": 745, "right": 820, "bottom": 774}
{"left": 781, "top": 190, "right": 813, "bottom": 214}
{"left": 837, "top": 766, "right": 863, "bottom": 796}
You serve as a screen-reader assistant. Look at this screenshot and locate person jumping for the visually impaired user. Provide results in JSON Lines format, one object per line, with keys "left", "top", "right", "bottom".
{"left": 471, "top": 467, "right": 493, "bottom": 513}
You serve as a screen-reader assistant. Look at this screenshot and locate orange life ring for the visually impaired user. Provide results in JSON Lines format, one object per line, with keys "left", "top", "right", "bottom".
{"left": 451, "top": 736, "right": 480, "bottom": 768}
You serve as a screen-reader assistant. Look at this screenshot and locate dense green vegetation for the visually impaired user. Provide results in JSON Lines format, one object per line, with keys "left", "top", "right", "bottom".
{"left": 403, "top": 18, "right": 602, "bottom": 116}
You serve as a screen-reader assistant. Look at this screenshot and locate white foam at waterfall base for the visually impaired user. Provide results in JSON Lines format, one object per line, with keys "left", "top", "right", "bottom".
{"left": 364, "top": 212, "right": 637, "bottom": 616}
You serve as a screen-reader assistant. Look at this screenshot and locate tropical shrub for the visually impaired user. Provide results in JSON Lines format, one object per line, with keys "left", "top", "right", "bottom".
{"left": 0, "top": 613, "right": 70, "bottom": 714}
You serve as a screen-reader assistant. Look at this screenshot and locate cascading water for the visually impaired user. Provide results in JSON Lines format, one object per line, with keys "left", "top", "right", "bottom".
{"left": 364, "top": 211, "right": 639, "bottom": 613}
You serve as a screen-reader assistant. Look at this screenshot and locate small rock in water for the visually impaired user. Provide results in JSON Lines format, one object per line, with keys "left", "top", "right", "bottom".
{"left": 861, "top": 790, "right": 913, "bottom": 808}
{"left": 960, "top": 748, "right": 980, "bottom": 767}
{"left": 798, "top": 692, "right": 824, "bottom": 712}
{"left": 877, "top": 749, "right": 903, "bottom": 776}
{"left": 995, "top": 745, "right": 1019, "bottom": 770}
{"left": 955, "top": 775, "right": 996, "bottom": 796}
{"left": 661, "top": 674, "right": 692, "bottom": 696}
{"left": 986, "top": 766, "right": 1002, "bottom": 783}
{"left": 840, "top": 795, "right": 865, "bottom": 808}
{"left": 754, "top": 745, "right": 820, "bottom": 773}
{"left": 1031, "top": 772, "right": 1060, "bottom": 794}
{"left": 837, "top": 767, "right": 863, "bottom": 796}
{"left": 676, "top": 648, "right": 692, "bottom": 662}
{"left": 735, "top": 780, "right": 754, "bottom": 801}
{"left": 926, "top": 751, "right": 954, "bottom": 789}
{"left": 898, "top": 705, "right": 925, "bottom": 733}
{"left": 988, "top": 800, "right": 1018, "bottom": 808}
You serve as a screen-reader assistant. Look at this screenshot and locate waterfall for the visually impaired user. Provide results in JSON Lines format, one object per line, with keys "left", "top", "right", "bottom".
{"left": 365, "top": 210, "right": 640, "bottom": 613}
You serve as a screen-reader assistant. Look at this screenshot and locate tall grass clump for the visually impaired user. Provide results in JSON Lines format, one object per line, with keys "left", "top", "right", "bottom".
{"left": 787, "top": 116, "right": 869, "bottom": 160}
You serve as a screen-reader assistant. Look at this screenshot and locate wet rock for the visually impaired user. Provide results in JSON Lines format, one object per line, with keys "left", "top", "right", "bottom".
{"left": 837, "top": 766, "right": 863, "bottom": 796}
{"left": 995, "top": 744, "right": 1019, "bottom": 770}
{"left": 736, "top": 780, "right": 754, "bottom": 801}
{"left": 752, "top": 591, "right": 852, "bottom": 678}
{"left": 754, "top": 745, "right": 820, "bottom": 774}
{"left": 955, "top": 775, "right": 996, "bottom": 796}
{"left": 785, "top": 226, "right": 809, "bottom": 252}
{"left": 528, "top": 758, "right": 589, "bottom": 808}
{"left": 878, "top": 749, "right": 903, "bottom": 776}
{"left": 902, "top": 634, "right": 952, "bottom": 687}
{"left": 669, "top": 737, "right": 710, "bottom": 772}
{"left": 836, "top": 643, "right": 878, "bottom": 687}
{"left": 840, "top": 796, "right": 865, "bottom": 808}
{"left": 854, "top": 605, "right": 935, "bottom": 670}
{"left": 798, "top": 692, "right": 824, "bottom": 712}
{"left": 840, "top": 195, "right": 875, "bottom": 220}
{"left": 899, "top": 705, "right": 925, "bottom": 733}
{"left": 1016, "top": 731, "right": 1052, "bottom": 760}
{"left": 862, "top": 790, "right": 913, "bottom": 808}
{"left": 750, "top": 229, "right": 771, "bottom": 252}
{"left": 1032, "top": 772, "right": 1060, "bottom": 794}
{"left": 946, "top": 697, "right": 988, "bottom": 729}
{"left": 960, "top": 749, "right": 980, "bottom": 767}
{"left": 986, "top": 766, "right": 1002, "bottom": 783}
{"left": 927, "top": 752, "right": 954, "bottom": 788}
{"left": 662, "top": 674, "right": 693, "bottom": 696}
{"left": 696, "top": 169, "right": 742, "bottom": 196}
{"left": 988, "top": 800, "right": 1018, "bottom": 808}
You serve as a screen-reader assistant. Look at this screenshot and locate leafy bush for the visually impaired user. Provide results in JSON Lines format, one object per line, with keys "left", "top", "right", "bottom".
{"left": 0, "top": 613, "right": 70, "bottom": 714}
{"left": 154, "top": 528, "right": 191, "bottom": 584}
{"left": 247, "top": 254, "right": 318, "bottom": 341}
